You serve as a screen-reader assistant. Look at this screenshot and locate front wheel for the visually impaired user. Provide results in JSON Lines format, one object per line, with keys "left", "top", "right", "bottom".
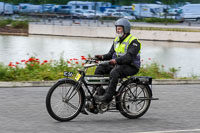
{"left": 117, "top": 83, "right": 151, "bottom": 119}
{"left": 46, "top": 79, "right": 84, "bottom": 122}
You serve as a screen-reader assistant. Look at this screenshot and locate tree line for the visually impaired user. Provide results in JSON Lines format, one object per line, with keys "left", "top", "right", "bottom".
{"left": 0, "top": 0, "right": 199, "bottom": 5}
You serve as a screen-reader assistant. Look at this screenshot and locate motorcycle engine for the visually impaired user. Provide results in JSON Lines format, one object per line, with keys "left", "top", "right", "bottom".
{"left": 85, "top": 100, "right": 99, "bottom": 114}
{"left": 97, "top": 103, "right": 109, "bottom": 114}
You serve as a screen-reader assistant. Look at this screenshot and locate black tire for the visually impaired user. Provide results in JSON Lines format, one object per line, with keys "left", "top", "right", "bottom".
{"left": 117, "top": 83, "right": 151, "bottom": 119}
{"left": 46, "top": 79, "right": 84, "bottom": 122}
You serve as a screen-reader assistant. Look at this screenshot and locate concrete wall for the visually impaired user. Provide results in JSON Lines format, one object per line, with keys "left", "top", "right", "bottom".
{"left": 29, "top": 24, "right": 200, "bottom": 43}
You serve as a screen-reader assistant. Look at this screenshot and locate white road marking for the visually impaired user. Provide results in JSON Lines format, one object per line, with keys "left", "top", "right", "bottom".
{"left": 135, "top": 129, "right": 200, "bottom": 133}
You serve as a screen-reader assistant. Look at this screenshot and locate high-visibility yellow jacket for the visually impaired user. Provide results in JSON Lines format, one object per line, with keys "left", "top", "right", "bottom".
{"left": 103, "top": 33, "right": 141, "bottom": 69}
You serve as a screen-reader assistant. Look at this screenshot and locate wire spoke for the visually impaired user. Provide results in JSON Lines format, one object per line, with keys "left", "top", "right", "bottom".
{"left": 67, "top": 102, "right": 78, "bottom": 111}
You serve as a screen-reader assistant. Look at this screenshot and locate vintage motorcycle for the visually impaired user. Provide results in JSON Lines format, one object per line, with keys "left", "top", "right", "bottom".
{"left": 46, "top": 58, "right": 159, "bottom": 122}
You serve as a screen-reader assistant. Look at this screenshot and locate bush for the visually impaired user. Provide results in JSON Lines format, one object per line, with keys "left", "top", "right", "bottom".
{"left": 11, "top": 20, "right": 28, "bottom": 29}
{"left": 0, "top": 19, "right": 28, "bottom": 29}
{"left": 0, "top": 20, "right": 8, "bottom": 28}
{"left": 99, "top": 16, "right": 118, "bottom": 21}
{"left": 144, "top": 18, "right": 178, "bottom": 23}
{"left": 5, "top": 19, "right": 12, "bottom": 24}
{"left": 136, "top": 61, "right": 178, "bottom": 79}
{"left": 0, "top": 56, "right": 85, "bottom": 81}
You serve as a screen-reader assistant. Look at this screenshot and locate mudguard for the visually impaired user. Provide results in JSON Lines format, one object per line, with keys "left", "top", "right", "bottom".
{"left": 57, "top": 78, "right": 86, "bottom": 98}
{"left": 121, "top": 76, "right": 153, "bottom": 97}
{"left": 116, "top": 76, "right": 154, "bottom": 110}
{"left": 130, "top": 76, "right": 152, "bottom": 85}
{"left": 130, "top": 76, "right": 153, "bottom": 97}
{"left": 58, "top": 78, "right": 76, "bottom": 83}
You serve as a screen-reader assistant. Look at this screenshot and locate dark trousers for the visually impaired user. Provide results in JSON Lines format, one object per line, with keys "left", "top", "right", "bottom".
{"left": 95, "top": 64, "right": 139, "bottom": 94}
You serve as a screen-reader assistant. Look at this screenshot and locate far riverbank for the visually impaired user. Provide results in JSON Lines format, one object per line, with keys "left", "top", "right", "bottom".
{"left": 29, "top": 23, "right": 200, "bottom": 43}
{"left": 0, "top": 26, "right": 28, "bottom": 36}
{"left": 1, "top": 21, "right": 200, "bottom": 43}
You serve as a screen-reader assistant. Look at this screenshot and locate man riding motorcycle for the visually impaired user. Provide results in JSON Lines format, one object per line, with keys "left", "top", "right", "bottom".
{"left": 95, "top": 18, "right": 142, "bottom": 103}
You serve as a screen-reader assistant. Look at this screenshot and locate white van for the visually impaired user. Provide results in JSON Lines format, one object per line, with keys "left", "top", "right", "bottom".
{"left": 67, "top": 1, "right": 111, "bottom": 11}
{"left": 0, "top": 2, "right": 3, "bottom": 14}
{"left": 4, "top": 3, "right": 13, "bottom": 15}
{"left": 132, "top": 4, "right": 167, "bottom": 18}
{"left": 19, "top": 3, "right": 42, "bottom": 13}
{"left": 0, "top": 2, "right": 13, "bottom": 15}
{"left": 180, "top": 4, "right": 200, "bottom": 21}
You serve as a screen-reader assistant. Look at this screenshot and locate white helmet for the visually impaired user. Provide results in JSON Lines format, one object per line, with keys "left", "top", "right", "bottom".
{"left": 115, "top": 18, "right": 131, "bottom": 34}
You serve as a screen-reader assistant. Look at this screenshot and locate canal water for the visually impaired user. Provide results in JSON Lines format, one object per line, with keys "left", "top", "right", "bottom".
{"left": 0, "top": 35, "right": 200, "bottom": 77}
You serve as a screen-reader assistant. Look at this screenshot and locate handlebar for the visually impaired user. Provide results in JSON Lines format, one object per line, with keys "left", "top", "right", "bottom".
{"left": 85, "top": 58, "right": 99, "bottom": 64}
{"left": 99, "top": 61, "right": 110, "bottom": 66}
{"left": 84, "top": 58, "right": 110, "bottom": 68}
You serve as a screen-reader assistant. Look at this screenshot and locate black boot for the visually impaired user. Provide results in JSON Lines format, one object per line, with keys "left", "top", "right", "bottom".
{"left": 95, "top": 89, "right": 115, "bottom": 103}
{"left": 96, "top": 86, "right": 106, "bottom": 96}
{"left": 80, "top": 106, "right": 88, "bottom": 115}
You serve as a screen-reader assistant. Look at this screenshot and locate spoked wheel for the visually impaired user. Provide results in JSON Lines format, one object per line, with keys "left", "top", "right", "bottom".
{"left": 118, "top": 83, "right": 151, "bottom": 119}
{"left": 46, "top": 79, "right": 84, "bottom": 122}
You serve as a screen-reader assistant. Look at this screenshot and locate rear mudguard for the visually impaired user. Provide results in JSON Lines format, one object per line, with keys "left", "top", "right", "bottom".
{"left": 116, "top": 76, "right": 153, "bottom": 108}
{"left": 129, "top": 76, "right": 153, "bottom": 97}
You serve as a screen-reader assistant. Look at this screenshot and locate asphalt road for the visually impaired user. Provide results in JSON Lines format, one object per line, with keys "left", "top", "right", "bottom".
{"left": 0, "top": 85, "right": 200, "bottom": 133}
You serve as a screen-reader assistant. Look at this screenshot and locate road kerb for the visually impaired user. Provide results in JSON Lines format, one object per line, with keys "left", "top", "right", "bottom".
{"left": 0, "top": 79, "right": 200, "bottom": 87}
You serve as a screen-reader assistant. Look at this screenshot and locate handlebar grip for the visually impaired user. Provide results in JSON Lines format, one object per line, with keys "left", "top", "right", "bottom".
{"left": 85, "top": 58, "right": 99, "bottom": 64}
{"left": 99, "top": 61, "right": 110, "bottom": 66}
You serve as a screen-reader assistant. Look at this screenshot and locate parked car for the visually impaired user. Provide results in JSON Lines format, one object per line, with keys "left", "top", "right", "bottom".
{"left": 111, "top": 12, "right": 136, "bottom": 20}
{"left": 104, "top": 9, "right": 117, "bottom": 16}
{"left": 53, "top": 5, "right": 71, "bottom": 15}
{"left": 13, "top": 5, "right": 20, "bottom": 14}
{"left": 167, "top": 8, "right": 182, "bottom": 15}
{"left": 71, "top": 9, "right": 84, "bottom": 19}
{"left": 82, "top": 10, "right": 96, "bottom": 19}
{"left": 82, "top": 10, "right": 106, "bottom": 19}
{"left": 95, "top": 11, "right": 106, "bottom": 18}
{"left": 117, "top": 9, "right": 139, "bottom": 19}
{"left": 42, "top": 4, "right": 55, "bottom": 13}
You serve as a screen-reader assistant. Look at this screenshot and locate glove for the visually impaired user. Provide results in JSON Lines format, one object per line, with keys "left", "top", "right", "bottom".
{"left": 109, "top": 59, "right": 117, "bottom": 65}
{"left": 95, "top": 55, "right": 103, "bottom": 60}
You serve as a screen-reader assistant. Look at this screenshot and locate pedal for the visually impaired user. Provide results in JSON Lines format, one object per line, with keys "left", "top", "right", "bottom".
{"left": 151, "top": 97, "right": 159, "bottom": 100}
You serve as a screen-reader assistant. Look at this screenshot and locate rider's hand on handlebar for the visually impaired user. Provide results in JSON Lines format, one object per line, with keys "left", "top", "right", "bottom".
{"left": 109, "top": 59, "right": 117, "bottom": 65}
{"left": 95, "top": 55, "right": 103, "bottom": 60}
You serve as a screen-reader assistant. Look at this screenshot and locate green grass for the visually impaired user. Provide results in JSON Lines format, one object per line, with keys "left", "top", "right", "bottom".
{"left": 11, "top": 20, "right": 28, "bottom": 29}
{"left": 131, "top": 26, "right": 200, "bottom": 32}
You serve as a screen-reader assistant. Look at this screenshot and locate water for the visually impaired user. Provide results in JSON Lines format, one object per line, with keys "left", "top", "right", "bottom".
{"left": 0, "top": 35, "right": 200, "bottom": 77}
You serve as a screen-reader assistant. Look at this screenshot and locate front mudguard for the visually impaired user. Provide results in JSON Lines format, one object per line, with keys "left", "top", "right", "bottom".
{"left": 58, "top": 78, "right": 76, "bottom": 83}
{"left": 57, "top": 78, "right": 86, "bottom": 100}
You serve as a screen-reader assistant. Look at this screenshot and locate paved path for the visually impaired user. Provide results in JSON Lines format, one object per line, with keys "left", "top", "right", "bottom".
{"left": 0, "top": 85, "right": 200, "bottom": 133}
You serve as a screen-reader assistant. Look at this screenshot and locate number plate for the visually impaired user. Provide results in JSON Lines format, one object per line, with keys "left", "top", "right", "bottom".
{"left": 75, "top": 73, "right": 81, "bottom": 81}
{"left": 64, "top": 72, "right": 73, "bottom": 77}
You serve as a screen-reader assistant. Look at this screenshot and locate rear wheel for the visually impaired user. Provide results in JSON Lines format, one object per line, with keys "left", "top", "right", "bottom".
{"left": 118, "top": 83, "right": 151, "bottom": 119}
{"left": 46, "top": 79, "right": 84, "bottom": 122}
